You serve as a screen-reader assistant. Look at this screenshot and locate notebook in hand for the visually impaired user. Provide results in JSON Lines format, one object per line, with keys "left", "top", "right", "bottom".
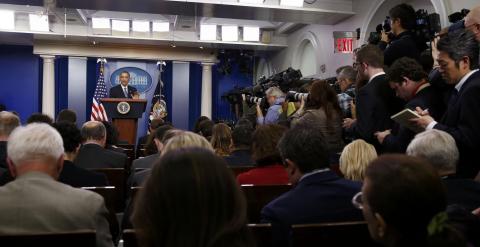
{"left": 391, "top": 108, "right": 424, "bottom": 133}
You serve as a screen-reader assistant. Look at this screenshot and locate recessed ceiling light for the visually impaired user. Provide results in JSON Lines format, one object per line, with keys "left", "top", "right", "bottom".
{"left": 222, "top": 25, "right": 239, "bottom": 42}
{"left": 200, "top": 24, "right": 217, "bottom": 41}
{"left": 29, "top": 13, "right": 49, "bottom": 32}
{"left": 0, "top": 10, "right": 15, "bottom": 30}
{"left": 243, "top": 26, "right": 260, "bottom": 42}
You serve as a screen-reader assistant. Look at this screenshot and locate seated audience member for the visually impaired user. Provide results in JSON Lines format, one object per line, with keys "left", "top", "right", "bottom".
{"left": 74, "top": 121, "right": 127, "bottom": 169}
{"left": 261, "top": 125, "right": 363, "bottom": 246}
{"left": 225, "top": 123, "right": 254, "bottom": 166}
{"left": 0, "top": 111, "right": 20, "bottom": 169}
{"left": 136, "top": 118, "right": 165, "bottom": 155}
{"left": 407, "top": 129, "right": 480, "bottom": 212}
{"left": 237, "top": 125, "right": 288, "bottom": 185}
{"left": 123, "top": 131, "right": 213, "bottom": 229}
{"left": 0, "top": 123, "right": 113, "bottom": 247}
{"left": 52, "top": 122, "right": 108, "bottom": 187}
{"left": 290, "top": 80, "right": 345, "bottom": 160}
{"left": 26, "top": 113, "right": 53, "bottom": 124}
{"left": 374, "top": 57, "right": 445, "bottom": 153}
{"left": 257, "top": 87, "right": 285, "bottom": 125}
{"left": 131, "top": 125, "right": 174, "bottom": 173}
{"left": 193, "top": 116, "right": 210, "bottom": 134}
{"left": 56, "top": 109, "right": 77, "bottom": 124}
{"left": 211, "top": 123, "right": 233, "bottom": 157}
{"left": 339, "top": 139, "right": 377, "bottom": 181}
{"left": 197, "top": 119, "right": 214, "bottom": 141}
{"left": 132, "top": 148, "right": 254, "bottom": 247}
{"left": 336, "top": 66, "right": 357, "bottom": 118}
{"left": 358, "top": 154, "right": 465, "bottom": 247}
{"left": 102, "top": 121, "right": 124, "bottom": 153}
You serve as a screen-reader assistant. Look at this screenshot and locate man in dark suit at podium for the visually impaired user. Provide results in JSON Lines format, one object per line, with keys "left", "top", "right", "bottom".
{"left": 109, "top": 71, "right": 138, "bottom": 98}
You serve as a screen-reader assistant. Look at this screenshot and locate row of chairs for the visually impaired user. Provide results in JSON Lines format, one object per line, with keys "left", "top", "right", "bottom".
{"left": 0, "top": 222, "right": 377, "bottom": 247}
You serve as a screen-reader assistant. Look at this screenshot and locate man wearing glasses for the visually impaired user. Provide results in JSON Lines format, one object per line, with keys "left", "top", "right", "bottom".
{"left": 412, "top": 30, "right": 480, "bottom": 178}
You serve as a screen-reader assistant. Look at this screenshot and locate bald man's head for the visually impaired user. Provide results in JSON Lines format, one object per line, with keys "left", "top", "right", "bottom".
{"left": 81, "top": 121, "right": 106, "bottom": 146}
{"left": 465, "top": 6, "right": 480, "bottom": 41}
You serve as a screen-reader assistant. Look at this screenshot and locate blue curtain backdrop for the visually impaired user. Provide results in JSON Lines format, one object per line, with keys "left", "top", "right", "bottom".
{"left": 0, "top": 45, "right": 41, "bottom": 123}
{"left": 188, "top": 62, "right": 202, "bottom": 130}
{"left": 54, "top": 56, "right": 69, "bottom": 117}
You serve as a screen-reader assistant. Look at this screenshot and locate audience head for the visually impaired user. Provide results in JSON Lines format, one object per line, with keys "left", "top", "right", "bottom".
{"left": 0, "top": 111, "right": 20, "bottom": 140}
{"left": 120, "top": 71, "right": 130, "bottom": 86}
{"left": 339, "top": 140, "right": 377, "bottom": 181}
{"left": 251, "top": 124, "right": 287, "bottom": 166}
{"left": 81, "top": 121, "right": 107, "bottom": 147}
{"left": 197, "top": 119, "right": 214, "bottom": 141}
{"left": 337, "top": 66, "right": 356, "bottom": 92}
{"left": 232, "top": 124, "right": 254, "bottom": 149}
{"left": 151, "top": 125, "right": 175, "bottom": 154}
{"left": 7, "top": 123, "right": 64, "bottom": 179}
{"left": 437, "top": 30, "right": 479, "bottom": 85}
{"left": 235, "top": 118, "right": 254, "bottom": 129}
{"left": 26, "top": 113, "right": 53, "bottom": 125}
{"left": 211, "top": 123, "right": 233, "bottom": 156}
{"left": 193, "top": 116, "right": 210, "bottom": 133}
{"left": 420, "top": 50, "right": 434, "bottom": 73}
{"left": 387, "top": 57, "right": 428, "bottom": 101}
{"left": 406, "top": 129, "right": 458, "bottom": 176}
{"left": 51, "top": 122, "right": 82, "bottom": 159}
{"left": 355, "top": 45, "right": 384, "bottom": 81}
{"left": 464, "top": 6, "right": 480, "bottom": 41}
{"left": 360, "top": 155, "right": 447, "bottom": 246}
{"left": 149, "top": 118, "right": 165, "bottom": 132}
{"left": 265, "top": 87, "right": 285, "bottom": 106}
{"left": 389, "top": 3, "right": 416, "bottom": 34}
{"left": 277, "top": 125, "right": 329, "bottom": 184}
{"left": 132, "top": 148, "right": 252, "bottom": 247}
{"left": 56, "top": 109, "right": 77, "bottom": 124}
{"left": 162, "top": 131, "right": 213, "bottom": 156}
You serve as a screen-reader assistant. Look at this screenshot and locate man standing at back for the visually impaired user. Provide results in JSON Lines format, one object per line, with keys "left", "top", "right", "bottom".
{"left": 0, "top": 123, "right": 113, "bottom": 247}
{"left": 75, "top": 121, "right": 127, "bottom": 169}
{"left": 343, "top": 45, "right": 403, "bottom": 151}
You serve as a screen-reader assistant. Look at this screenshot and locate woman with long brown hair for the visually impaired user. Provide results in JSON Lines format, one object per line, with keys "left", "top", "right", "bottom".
{"left": 211, "top": 123, "right": 233, "bottom": 156}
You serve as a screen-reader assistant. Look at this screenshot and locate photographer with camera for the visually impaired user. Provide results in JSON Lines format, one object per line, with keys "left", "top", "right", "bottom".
{"left": 336, "top": 66, "right": 356, "bottom": 118}
{"left": 379, "top": 3, "right": 422, "bottom": 67}
{"left": 256, "top": 87, "right": 285, "bottom": 125}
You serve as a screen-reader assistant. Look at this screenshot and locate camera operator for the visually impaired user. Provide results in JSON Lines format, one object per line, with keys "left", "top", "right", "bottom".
{"left": 256, "top": 87, "right": 285, "bottom": 125}
{"left": 336, "top": 66, "right": 356, "bottom": 118}
{"left": 379, "top": 3, "right": 421, "bottom": 67}
{"left": 290, "top": 80, "right": 345, "bottom": 159}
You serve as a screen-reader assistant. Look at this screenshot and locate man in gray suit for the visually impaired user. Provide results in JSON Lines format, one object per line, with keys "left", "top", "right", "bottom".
{"left": 0, "top": 123, "right": 113, "bottom": 247}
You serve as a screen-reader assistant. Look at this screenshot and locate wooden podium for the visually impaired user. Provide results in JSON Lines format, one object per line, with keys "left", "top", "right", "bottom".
{"left": 100, "top": 98, "right": 147, "bottom": 145}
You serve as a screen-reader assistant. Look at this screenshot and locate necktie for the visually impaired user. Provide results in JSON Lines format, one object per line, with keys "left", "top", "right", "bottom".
{"left": 123, "top": 87, "right": 129, "bottom": 98}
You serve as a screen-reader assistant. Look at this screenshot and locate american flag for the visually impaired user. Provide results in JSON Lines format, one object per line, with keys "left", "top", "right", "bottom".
{"left": 90, "top": 60, "right": 109, "bottom": 121}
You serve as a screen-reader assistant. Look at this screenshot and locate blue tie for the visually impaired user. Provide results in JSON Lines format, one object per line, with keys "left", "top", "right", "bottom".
{"left": 123, "top": 87, "right": 129, "bottom": 98}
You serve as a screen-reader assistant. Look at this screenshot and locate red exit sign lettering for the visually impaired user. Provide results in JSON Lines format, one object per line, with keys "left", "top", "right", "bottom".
{"left": 336, "top": 38, "right": 354, "bottom": 53}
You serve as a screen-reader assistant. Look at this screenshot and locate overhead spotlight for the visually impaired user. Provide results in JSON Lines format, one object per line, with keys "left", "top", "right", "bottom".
{"left": 132, "top": 20, "right": 150, "bottom": 32}
{"left": 199, "top": 46, "right": 204, "bottom": 49}
{"left": 200, "top": 24, "right": 217, "bottom": 41}
{"left": 170, "top": 43, "right": 176, "bottom": 48}
{"left": 0, "top": 10, "right": 15, "bottom": 30}
{"left": 153, "top": 21, "right": 170, "bottom": 32}
{"left": 222, "top": 25, "right": 239, "bottom": 42}
{"left": 29, "top": 13, "right": 49, "bottom": 32}
{"left": 112, "top": 19, "right": 130, "bottom": 35}
{"left": 280, "top": 0, "right": 303, "bottom": 7}
{"left": 243, "top": 26, "right": 260, "bottom": 42}
{"left": 92, "top": 18, "right": 110, "bottom": 29}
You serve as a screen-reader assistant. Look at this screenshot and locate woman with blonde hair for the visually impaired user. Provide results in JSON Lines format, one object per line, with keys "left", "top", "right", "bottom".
{"left": 210, "top": 123, "right": 233, "bottom": 156}
{"left": 339, "top": 139, "right": 377, "bottom": 181}
{"left": 162, "top": 131, "right": 214, "bottom": 156}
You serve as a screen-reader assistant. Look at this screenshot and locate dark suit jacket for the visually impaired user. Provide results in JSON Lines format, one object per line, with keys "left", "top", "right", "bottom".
{"left": 109, "top": 85, "right": 137, "bottom": 99}
{"left": 74, "top": 144, "right": 127, "bottom": 169}
{"left": 434, "top": 71, "right": 480, "bottom": 178}
{"left": 348, "top": 74, "right": 403, "bottom": 151}
{"left": 379, "top": 31, "right": 421, "bottom": 67}
{"left": 261, "top": 170, "right": 363, "bottom": 246}
{"left": 383, "top": 85, "right": 446, "bottom": 153}
{"left": 130, "top": 154, "right": 159, "bottom": 174}
{"left": 443, "top": 177, "right": 480, "bottom": 212}
{"left": 224, "top": 149, "right": 254, "bottom": 166}
{"left": 0, "top": 141, "right": 6, "bottom": 169}
{"left": 59, "top": 160, "right": 109, "bottom": 187}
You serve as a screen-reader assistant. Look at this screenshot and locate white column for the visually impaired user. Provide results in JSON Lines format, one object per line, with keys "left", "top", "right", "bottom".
{"left": 201, "top": 62, "right": 214, "bottom": 119}
{"left": 41, "top": 55, "right": 56, "bottom": 118}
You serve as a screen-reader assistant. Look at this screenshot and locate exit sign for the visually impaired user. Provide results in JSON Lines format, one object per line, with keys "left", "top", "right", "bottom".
{"left": 333, "top": 32, "right": 357, "bottom": 54}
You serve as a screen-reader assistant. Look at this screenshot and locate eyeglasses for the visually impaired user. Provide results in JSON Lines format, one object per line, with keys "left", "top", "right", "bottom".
{"left": 352, "top": 191, "right": 364, "bottom": 210}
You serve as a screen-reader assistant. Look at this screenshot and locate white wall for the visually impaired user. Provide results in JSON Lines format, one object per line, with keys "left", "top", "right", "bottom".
{"left": 266, "top": 0, "right": 480, "bottom": 79}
